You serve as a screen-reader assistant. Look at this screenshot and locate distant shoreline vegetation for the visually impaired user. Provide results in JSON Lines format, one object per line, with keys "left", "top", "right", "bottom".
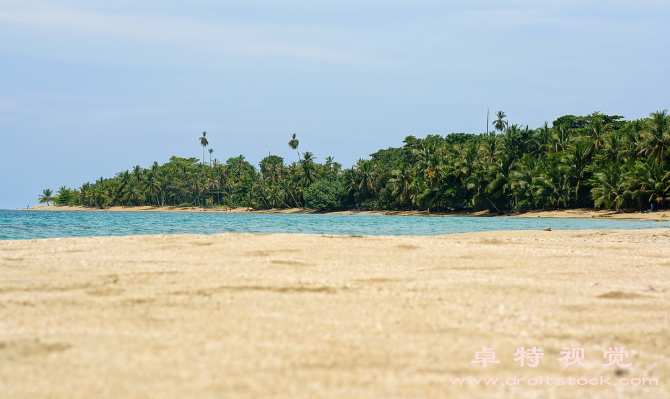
{"left": 39, "top": 110, "right": 670, "bottom": 213}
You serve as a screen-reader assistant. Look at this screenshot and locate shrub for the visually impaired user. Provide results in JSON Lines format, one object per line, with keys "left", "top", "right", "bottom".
{"left": 304, "top": 175, "right": 343, "bottom": 211}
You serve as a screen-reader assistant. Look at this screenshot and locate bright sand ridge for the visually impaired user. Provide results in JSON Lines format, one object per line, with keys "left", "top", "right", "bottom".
{"left": 1, "top": 229, "right": 669, "bottom": 398}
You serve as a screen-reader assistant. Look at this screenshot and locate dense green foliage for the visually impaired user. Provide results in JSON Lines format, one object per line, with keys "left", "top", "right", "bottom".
{"left": 304, "top": 175, "right": 344, "bottom": 211}
{"left": 42, "top": 110, "right": 670, "bottom": 212}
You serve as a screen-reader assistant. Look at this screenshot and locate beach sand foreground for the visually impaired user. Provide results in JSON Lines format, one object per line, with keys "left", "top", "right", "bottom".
{"left": 1, "top": 230, "right": 669, "bottom": 398}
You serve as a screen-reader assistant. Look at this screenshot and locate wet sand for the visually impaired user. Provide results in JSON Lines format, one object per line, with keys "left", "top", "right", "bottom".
{"left": 1, "top": 229, "right": 669, "bottom": 398}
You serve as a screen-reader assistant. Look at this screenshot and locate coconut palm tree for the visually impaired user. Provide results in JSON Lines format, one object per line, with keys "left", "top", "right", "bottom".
{"left": 300, "top": 151, "right": 318, "bottom": 187}
{"left": 638, "top": 110, "right": 670, "bottom": 165}
{"left": 628, "top": 161, "right": 670, "bottom": 210}
{"left": 288, "top": 133, "right": 300, "bottom": 160}
{"left": 132, "top": 165, "right": 143, "bottom": 183}
{"left": 492, "top": 111, "right": 508, "bottom": 134}
{"left": 583, "top": 117, "right": 608, "bottom": 158}
{"left": 323, "top": 156, "right": 335, "bottom": 174}
{"left": 532, "top": 122, "right": 553, "bottom": 157}
{"left": 389, "top": 163, "right": 414, "bottom": 206}
{"left": 353, "top": 159, "right": 377, "bottom": 199}
{"left": 38, "top": 189, "right": 55, "bottom": 206}
{"left": 208, "top": 148, "right": 214, "bottom": 167}
{"left": 551, "top": 126, "right": 571, "bottom": 154}
{"left": 534, "top": 163, "right": 572, "bottom": 209}
{"left": 199, "top": 131, "right": 209, "bottom": 165}
{"left": 602, "top": 130, "right": 631, "bottom": 164}
{"left": 590, "top": 164, "right": 630, "bottom": 210}
{"left": 509, "top": 155, "right": 537, "bottom": 208}
{"left": 143, "top": 171, "right": 160, "bottom": 206}
{"left": 480, "top": 133, "right": 499, "bottom": 163}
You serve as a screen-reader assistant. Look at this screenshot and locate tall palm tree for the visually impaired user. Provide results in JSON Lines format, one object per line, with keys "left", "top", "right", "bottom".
{"left": 208, "top": 148, "right": 214, "bottom": 167}
{"left": 532, "top": 122, "right": 553, "bottom": 157}
{"left": 199, "top": 131, "right": 209, "bottom": 165}
{"left": 132, "top": 165, "right": 143, "bottom": 183}
{"left": 492, "top": 111, "right": 508, "bottom": 134}
{"left": 288, "top": 133, "right": 300, "bottom": 160}
{"left": 551, "top": 126, "right": 571, "bottom": 154}
{"left": 324, "top": 156, "right": 335, "bottom": 174}
{"left": 38, "top": 189, "right": 54, "bottom": 206}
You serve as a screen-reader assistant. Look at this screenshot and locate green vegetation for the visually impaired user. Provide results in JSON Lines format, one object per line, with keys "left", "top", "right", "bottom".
{"left": 37, "top": 189, "right": 54, "bottom": 206}
{"left": 41, "top": 110, "right": 670, "bottom": 213}
{"left": 304, "top": 175, "right": 344, "bottom": 211}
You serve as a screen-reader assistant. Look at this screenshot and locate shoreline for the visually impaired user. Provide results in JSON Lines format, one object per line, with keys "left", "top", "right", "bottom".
{"left": 24, "top": 205, "right": 670, "bottom": 221}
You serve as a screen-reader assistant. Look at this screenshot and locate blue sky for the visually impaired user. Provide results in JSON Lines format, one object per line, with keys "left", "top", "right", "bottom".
{"left": 1, "top": 0, "right": 669, "bottom": 209}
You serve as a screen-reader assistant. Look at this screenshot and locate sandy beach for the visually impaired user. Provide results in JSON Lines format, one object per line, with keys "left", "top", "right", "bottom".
{"left": 27, "top": 205, "right": 670, "bottom": 221}
{"left": 1, "top": 229, "right": 669, "bottom": 398}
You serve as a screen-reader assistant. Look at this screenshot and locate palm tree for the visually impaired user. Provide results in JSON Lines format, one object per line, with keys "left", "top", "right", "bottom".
{"left": 562, "top": 139, "right": 591, "bottom": 205}
{"left": 390, "top": 163, "right": 413, "bottom": 206}
{"left": 480, "top": 133, "right": 498, "bottom": 163}
{"left": 532, "top": 122, "right": 553, "bottom": 157}
{"left": 590, "top": 164, "right": 629, "bottom": 210}
{"left": 132, "top": 165, "right": 143, "bottom": 183}
{"left": 324, "top": 156, "right": 335, "bottom": 174}
{"left": 534, "top": 163, "right": 572, "bottom": 209}
{"left": 638, "top": 110, "right": 670, "bottom": 165}
{"left": 38, "top": 189, "right": 54, "bottom": 206}
{"left": 208, "top": 148, "right": 214, "bottom": 167}
{"left": 55, "top": 186, "right": 74, "bottom": 206}
{"left": 288, "top": 133, "right": 300, "bottom": 160}
{"left": 143, "top": 171, "right": 160, "bottom": 206}
{"left": 583, "top": 117, "right": 607, "bottom": 158}
{"left": 492, "top": 111, "right": 508, "bottom": 134}
{"left": 602, "top": 130, "right": 631, "bottom": 164}
{"left": 199, "top": 131, "right": 209, "bottom": 165}
{"left": 551, "top": 126, "right": 571, "bottom": 154}
{"left": 628, "top": 162, "right": 670, "bottom": 210}
{"left": 300, "top": 151, "right": 318, "bottom": 187}
{"left": 353, "top": 159, "right": 377, "bottom": 199}
{"left": 509, "top": 155, "right": 537, "bottom": 208}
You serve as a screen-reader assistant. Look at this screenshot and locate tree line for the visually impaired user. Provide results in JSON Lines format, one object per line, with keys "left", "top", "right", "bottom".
{"left": 38, "top": 110, "right": 670, "bottom": 213}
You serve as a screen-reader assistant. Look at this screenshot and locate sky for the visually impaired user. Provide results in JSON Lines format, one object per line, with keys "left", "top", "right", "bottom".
{"left": 1, "top": 0, "right": 669, "bottom": 209}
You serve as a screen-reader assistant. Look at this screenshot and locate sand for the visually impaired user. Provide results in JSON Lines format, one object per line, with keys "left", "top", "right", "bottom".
{"left": 1, "top": 229, "right": 669, "bottom": 398}
{"left": 26, "top": 205, "right": 670, "bottom": 221}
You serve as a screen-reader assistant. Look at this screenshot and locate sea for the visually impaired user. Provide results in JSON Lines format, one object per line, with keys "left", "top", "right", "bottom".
{"left": 0, "top": 209, "right": 669, "bottom": 240}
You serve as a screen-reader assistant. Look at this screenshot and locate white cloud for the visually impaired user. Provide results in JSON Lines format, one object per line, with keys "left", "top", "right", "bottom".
{"left": 0, "top": 99, "right": 19, "bottom": 111}
{"left": 0, "top": 1, "right": 384, "bottom": 64}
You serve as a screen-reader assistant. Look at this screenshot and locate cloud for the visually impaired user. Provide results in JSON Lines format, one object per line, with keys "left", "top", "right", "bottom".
{"left": 0, "top": 100, "right": 18, "bottom": 111}
{"left": 0, "top": 1, "right": 384, "bottom": 64}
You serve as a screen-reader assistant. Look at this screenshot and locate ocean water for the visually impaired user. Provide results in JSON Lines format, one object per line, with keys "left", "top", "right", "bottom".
{"left": 0, "top": 209, "right": 669, "bottom": 240}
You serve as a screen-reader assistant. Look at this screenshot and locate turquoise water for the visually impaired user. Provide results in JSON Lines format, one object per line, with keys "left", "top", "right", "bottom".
{"left": 1, "top": 209, "right": 669, "bottom": 240}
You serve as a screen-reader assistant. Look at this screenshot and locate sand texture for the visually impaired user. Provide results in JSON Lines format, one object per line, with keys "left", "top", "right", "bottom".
{"left": 1, "top": 229, "right": 669, "bottom": 398}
